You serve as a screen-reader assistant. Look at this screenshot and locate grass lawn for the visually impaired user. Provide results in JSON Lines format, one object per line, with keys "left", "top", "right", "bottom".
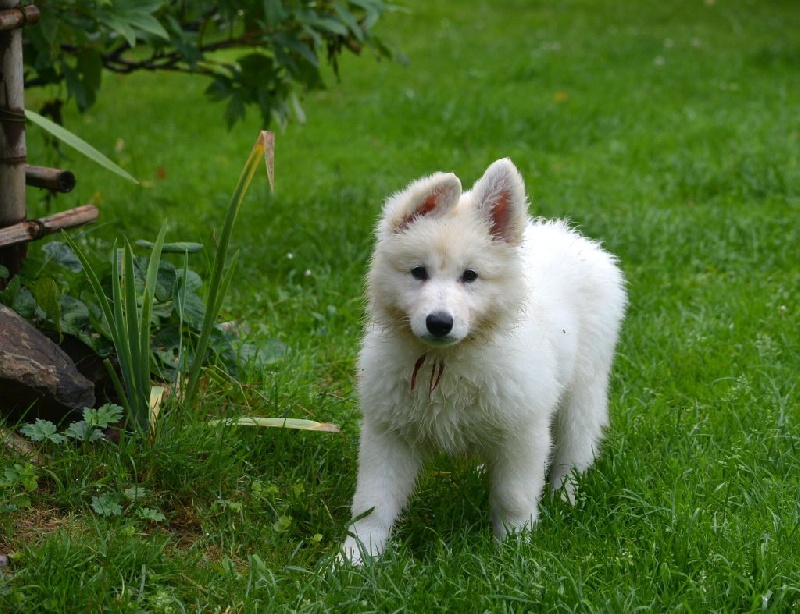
{"left": 3, "top": 0, "right": 799, "bottom": 610}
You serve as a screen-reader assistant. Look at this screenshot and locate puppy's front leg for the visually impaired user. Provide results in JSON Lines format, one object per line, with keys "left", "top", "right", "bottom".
{"left": 488, "top": 421, "right": 552, "bottom": 540}
{"left": 341, "top": 419, "right": 421, "bottom": 564}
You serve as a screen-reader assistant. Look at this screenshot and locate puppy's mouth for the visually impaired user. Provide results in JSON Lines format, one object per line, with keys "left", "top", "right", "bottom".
{"left": 417, "top": 334, "right": 460, "bottom": 348}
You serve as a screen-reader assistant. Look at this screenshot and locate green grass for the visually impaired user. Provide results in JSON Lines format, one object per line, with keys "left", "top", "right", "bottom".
{"left": 3, "top": 0, "right": 800, "bottom": 610}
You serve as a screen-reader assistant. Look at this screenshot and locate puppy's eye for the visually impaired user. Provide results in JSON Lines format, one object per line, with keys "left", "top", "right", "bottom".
{"left": 411, "top": 266, "right": 429, "bottom": 281}
{"left": 461, "top": 269, "right": 478, "bottom": 283}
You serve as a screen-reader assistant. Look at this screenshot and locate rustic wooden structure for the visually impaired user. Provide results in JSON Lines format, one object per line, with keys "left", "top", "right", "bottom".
{"left": 0, "top": 1, "right": 98, "bottom": 283}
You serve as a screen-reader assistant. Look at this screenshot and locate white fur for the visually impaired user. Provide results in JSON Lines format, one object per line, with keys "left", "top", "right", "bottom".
{"left": 340, "top": 159, "right": 627, "bottom": 564}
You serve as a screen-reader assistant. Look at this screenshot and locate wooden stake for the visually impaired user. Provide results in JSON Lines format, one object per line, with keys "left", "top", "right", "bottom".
{"left": 0, "top": 204, "right": 100, "bottom": 248}
{"left": 25, "top": 165, "right": 77, "bottom": 193}
{"left": 0, "top": 0, "right": 27, "bottom": 280}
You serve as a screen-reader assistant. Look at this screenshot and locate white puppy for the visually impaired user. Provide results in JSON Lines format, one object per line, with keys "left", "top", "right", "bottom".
{"left": 341, "top": 159, "right": 626, "bottom": 564}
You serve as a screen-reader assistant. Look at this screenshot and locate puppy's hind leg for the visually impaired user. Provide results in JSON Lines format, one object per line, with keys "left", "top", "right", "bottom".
{"left": 548, "top": 371, "right": 610, "bottom": 503}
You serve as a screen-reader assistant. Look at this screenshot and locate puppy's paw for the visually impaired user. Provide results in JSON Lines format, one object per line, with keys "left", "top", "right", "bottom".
{"left": 335, "top": 541, "right": 365, "bottom": 567}
{"left": 558, "top": 481, "right": 576, "bottom": 505}
{"left": 548, "top": 472, "right": 577, "bottom": 505}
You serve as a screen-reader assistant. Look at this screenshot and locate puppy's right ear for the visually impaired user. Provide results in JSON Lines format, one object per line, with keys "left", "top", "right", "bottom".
{"left": 378, "top": 172, "right": 461, "bottom": 238}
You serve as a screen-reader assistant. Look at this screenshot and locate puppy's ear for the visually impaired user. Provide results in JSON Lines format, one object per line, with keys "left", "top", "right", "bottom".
{"left": 471, "top": 158, "right": 528, "bottom": 244}
{"left": 379, "top": 172, "right": 462, "bottom": 237}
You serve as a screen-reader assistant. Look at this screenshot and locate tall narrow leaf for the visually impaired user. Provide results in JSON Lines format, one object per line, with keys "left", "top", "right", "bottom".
{"left": 64, "top": 235, "right": 133, "bottom": 417}
{"left": 25, "top": 110, "right": 139, "bottom": 184}
{"left": 183, "top": 131, "right": 274, "bottom": 406}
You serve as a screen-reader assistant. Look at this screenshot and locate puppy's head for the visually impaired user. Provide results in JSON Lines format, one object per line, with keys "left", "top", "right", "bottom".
{"left": 367, "top": 159, "right": 529, "bottom": 347}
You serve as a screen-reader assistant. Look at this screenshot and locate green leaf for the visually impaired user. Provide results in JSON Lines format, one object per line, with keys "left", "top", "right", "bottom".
{"left": 63, "top": 234, "right": 133, "bottom": 415}
{"left": 42, "top": 241, "right": 83, "bottom": 273}
{"left": 64, "top": 421, "right": 103, "bottom": 442}
{"left": 310, "top": 17, "right": 349, "bottom": 37}
{"left": 91, "top": 493, "right": 122, "bottom": 517}
{"left": 100, "top": 13, "right": 138, "bottom": 47}
{"left": 135, "top": 240, "right": 203, "bottom": 254}
{"left": 137, "top": 507, "right": 165, "bottom": 522}
{"left": 332, "top": 3, "right": 364, "bottom": 41}
{"left": 2, "top": 463, "right": 39, "bottom": 492}
{"left": 25, "top": 110, "right": 139, "bottom": 184}
{"left": 20, "top": 419, "right": 66, "bottom": 445}
{"left": 59, "top": 295, "right": 97, "bottom": 347}
{"left": 123, "top": 12, "right": 170, "bottom": 41}
{"left": 208, "top": 417, "right": 340, "bottom": 432}
{"left": 183, "top": 131, "right": 274, "bottom": 406}
{"left": 29, "top": 277, "right": 62, "bottom": 331}
{"left": 75, "top": 49, "right": 103, "bottom": 109}
{"left": 124, "top": 486, "right": 149, "bottom": 501}
{"left": 273, "top": 515, "right": 292, "bottom": 532}
{"left": 83, "top": 404, "right": 124, "bottom": 429}
{"left": 264, "top": 0, "right": 287, "bottom": 23}
{"left": 238, "top": 339, "right": 287, "bottom": 367}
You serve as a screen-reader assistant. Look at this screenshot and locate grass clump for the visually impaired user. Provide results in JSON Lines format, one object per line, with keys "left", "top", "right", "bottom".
{"left": 2, "top": 0, "right": 799, "bottom": 610}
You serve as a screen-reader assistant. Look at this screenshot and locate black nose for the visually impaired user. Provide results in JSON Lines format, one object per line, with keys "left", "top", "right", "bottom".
{"left": 426, "top": 312, "right": 453, "bottom": 337}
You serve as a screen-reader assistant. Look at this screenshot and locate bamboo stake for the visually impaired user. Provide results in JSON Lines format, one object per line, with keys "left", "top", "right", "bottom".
{"left": 0, "top": 204, "right": 99, "bottom": 248}
{"left": 0, "top": 5, "right": 39, "bottom": 31}
{"left": 0, "top": 0, "right": 27, "bottom": 279}
{"left": 25, "top": 165, "right": 77, "bottom": 193}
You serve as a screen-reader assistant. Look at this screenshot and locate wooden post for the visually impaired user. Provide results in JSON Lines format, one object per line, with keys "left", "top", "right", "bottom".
{"left": 0, "top": 0, "right": 27, "bottom": 283}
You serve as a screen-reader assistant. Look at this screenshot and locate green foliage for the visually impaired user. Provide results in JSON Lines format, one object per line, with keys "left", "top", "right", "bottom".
{"left": 0, "top": 235, "right": 244, "bottom": 388}
{"left": 19, "top": 419, "right": 66, "bottom": 445}
{"left": 65, "top": 226, "right": 167, "bottom": 434}
{"left": 20, "top": 405, "right": 125, "bottom": 445}
{"left": 0, "top": 462, "right": 39, "bottom": 512}
{"left": 24, "top": 0, "right": 396, "bottom": 128}
{"left": 90, "top": 492, "right": 123, "bottom": 517}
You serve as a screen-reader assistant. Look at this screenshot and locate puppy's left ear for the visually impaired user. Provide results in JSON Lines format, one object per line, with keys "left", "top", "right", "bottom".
{"left": 471, "top": 158, "right": 528, "bottom": 244}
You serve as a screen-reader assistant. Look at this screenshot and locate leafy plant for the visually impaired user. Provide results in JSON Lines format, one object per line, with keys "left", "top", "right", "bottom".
{"left": 24, "top": 0, "right": 397, "bottom": 128}
{"left": 38, "top": 132, "right": 277, "bottom": 430}
{"left": 0, "top": 462, "right": 39, "bottom": 512}
{"left": 65, "top": 229, "right": 167, "bottom": 435}
{"left": 92, "top": 487, "right": 165, "bottom": 521}
{"left": 0, "top": 236, "right": 249, "bottom": 380}
{"left": 20, "top": 404, "right": 125, "bottom": 445}
{"left": 91, "top": 493, "right": 123, "bottom": 517}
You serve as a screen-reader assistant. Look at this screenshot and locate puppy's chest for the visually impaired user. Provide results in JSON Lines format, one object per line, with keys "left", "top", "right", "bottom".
{"left": 388, "top": 357, "right": 507, "bottom": 454}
